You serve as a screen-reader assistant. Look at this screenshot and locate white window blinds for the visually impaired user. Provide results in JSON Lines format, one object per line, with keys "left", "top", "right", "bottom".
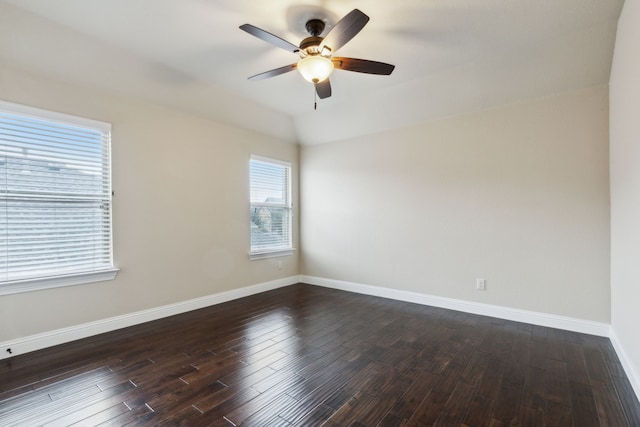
{"left": 250, "top": 156, "right": 292, "bottom": 254}
{"left": 0, "top": 101, "right": 114, "bottom": 283}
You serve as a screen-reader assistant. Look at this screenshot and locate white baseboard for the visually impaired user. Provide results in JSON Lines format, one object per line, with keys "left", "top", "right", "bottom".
{"left": 609, "top": 329, "right": 640, "bottom": 401}
{"left": 301, "top": 275, "right": 611, "bottom": 337}
{"left": 0, "top": 275, "right": 301, "bottom": 360}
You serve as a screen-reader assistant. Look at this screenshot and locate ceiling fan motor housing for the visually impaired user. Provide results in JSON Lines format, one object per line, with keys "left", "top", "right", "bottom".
{"left": 300, "top": 19, "right": 327, "bottom": 57}
{"left": 299, "top": 36, "right": 324, "bottom": 55}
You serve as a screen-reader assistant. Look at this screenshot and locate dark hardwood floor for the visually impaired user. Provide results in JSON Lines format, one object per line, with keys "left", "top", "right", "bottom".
{"left": 1, "top": 283, "right": 639, "bottom": 426}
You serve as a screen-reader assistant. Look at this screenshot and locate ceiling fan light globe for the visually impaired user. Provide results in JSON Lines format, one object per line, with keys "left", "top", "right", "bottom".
{"left": 297, "top": 55, "right": 334, "bottom": 83}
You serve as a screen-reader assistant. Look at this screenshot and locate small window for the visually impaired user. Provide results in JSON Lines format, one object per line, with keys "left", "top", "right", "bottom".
{"left": 0, "top": 100, "right": 117, "bottom": 294}
{"left": 249, "top": 156, "right": 293, "bottom": 258}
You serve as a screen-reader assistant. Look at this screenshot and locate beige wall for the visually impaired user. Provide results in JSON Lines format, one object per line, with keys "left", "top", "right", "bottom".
{"left": 301, "top": 86, "right": 610, "bottom": 322}
{"left": 0, "top": 64, "right": 612, "bottom": 344}
{"left": 610, "top": 0, "right": 640, "bottom": 392}
{"left": 0, "top": 64, "right": 299, "bottom": 342}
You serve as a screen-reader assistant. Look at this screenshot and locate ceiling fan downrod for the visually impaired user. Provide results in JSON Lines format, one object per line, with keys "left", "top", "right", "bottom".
{"left": 305, "top": 19, "right": 325, "bottom": 37}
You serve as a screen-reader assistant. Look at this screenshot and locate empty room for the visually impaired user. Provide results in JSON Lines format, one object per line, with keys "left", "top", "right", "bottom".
{"left": 1, "top": 0, "right": 639, "bottom": 426}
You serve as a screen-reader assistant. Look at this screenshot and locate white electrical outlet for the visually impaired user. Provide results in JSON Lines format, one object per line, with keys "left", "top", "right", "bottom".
{"left": 277, "top": 260, "right": 283, "bottom": 270}
{"left": 476, "top": 278, "right": 486, "bottom": 290}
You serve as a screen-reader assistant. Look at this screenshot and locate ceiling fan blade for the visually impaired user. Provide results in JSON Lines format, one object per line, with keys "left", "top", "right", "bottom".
{"left": 332, "top": 57, "right": 395, "bottom": 75}
{"left": 239, "top": 24, "right": 300, "bottom": 53}
{"left": 248, "top": 64, "right": 297, "bottom": 81}
{"left": 319, "top": 9, "right": 369, "bottom": 53}
{"left": 315, "top": 79, "right": 332, "bottom": 99}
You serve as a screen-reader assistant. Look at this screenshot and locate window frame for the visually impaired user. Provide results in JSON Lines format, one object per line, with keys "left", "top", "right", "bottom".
{"left": 0, "top": 100, "right": 118, "bottom": 295}
{"left": 249, "top": 155, "right": 294, "bottom": 260}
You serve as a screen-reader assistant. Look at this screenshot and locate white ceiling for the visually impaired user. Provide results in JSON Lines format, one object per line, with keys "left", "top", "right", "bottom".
{"left": 0, "top": 0, "right": 625, "bottom": 145}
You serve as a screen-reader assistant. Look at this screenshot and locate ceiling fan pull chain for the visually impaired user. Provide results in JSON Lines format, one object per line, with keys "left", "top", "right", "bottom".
{"left": 314, "top": 85, "right": 318, "bottom": 110}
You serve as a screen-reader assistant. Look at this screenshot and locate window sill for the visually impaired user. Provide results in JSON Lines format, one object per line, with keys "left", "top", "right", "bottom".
{"left": 249, "top": 249, "right": 296, "bottom": 260}
{"left": 0, "top": 268, "right": 120, "bottom": 296}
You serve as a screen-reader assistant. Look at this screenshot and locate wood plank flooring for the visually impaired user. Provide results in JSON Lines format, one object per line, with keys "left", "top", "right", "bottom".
{"left": 1, "top": 283, "right": 639, "bottom": 426}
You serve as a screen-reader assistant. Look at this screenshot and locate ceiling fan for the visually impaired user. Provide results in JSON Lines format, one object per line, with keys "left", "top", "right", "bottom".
{"left": 240, "top": 9, "right": 395, "bottom": 101}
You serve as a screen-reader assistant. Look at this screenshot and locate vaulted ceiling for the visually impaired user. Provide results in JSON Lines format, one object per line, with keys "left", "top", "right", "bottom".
{"left": 0, "top": 0, "right": 625, "bottom": 145}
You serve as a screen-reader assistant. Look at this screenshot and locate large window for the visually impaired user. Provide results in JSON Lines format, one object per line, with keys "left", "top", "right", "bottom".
{"left": 249, "top": 156, "right": 292, "bottom": 258}
{"left": 0, "top": 101, "right": 117, "bottom": 295}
